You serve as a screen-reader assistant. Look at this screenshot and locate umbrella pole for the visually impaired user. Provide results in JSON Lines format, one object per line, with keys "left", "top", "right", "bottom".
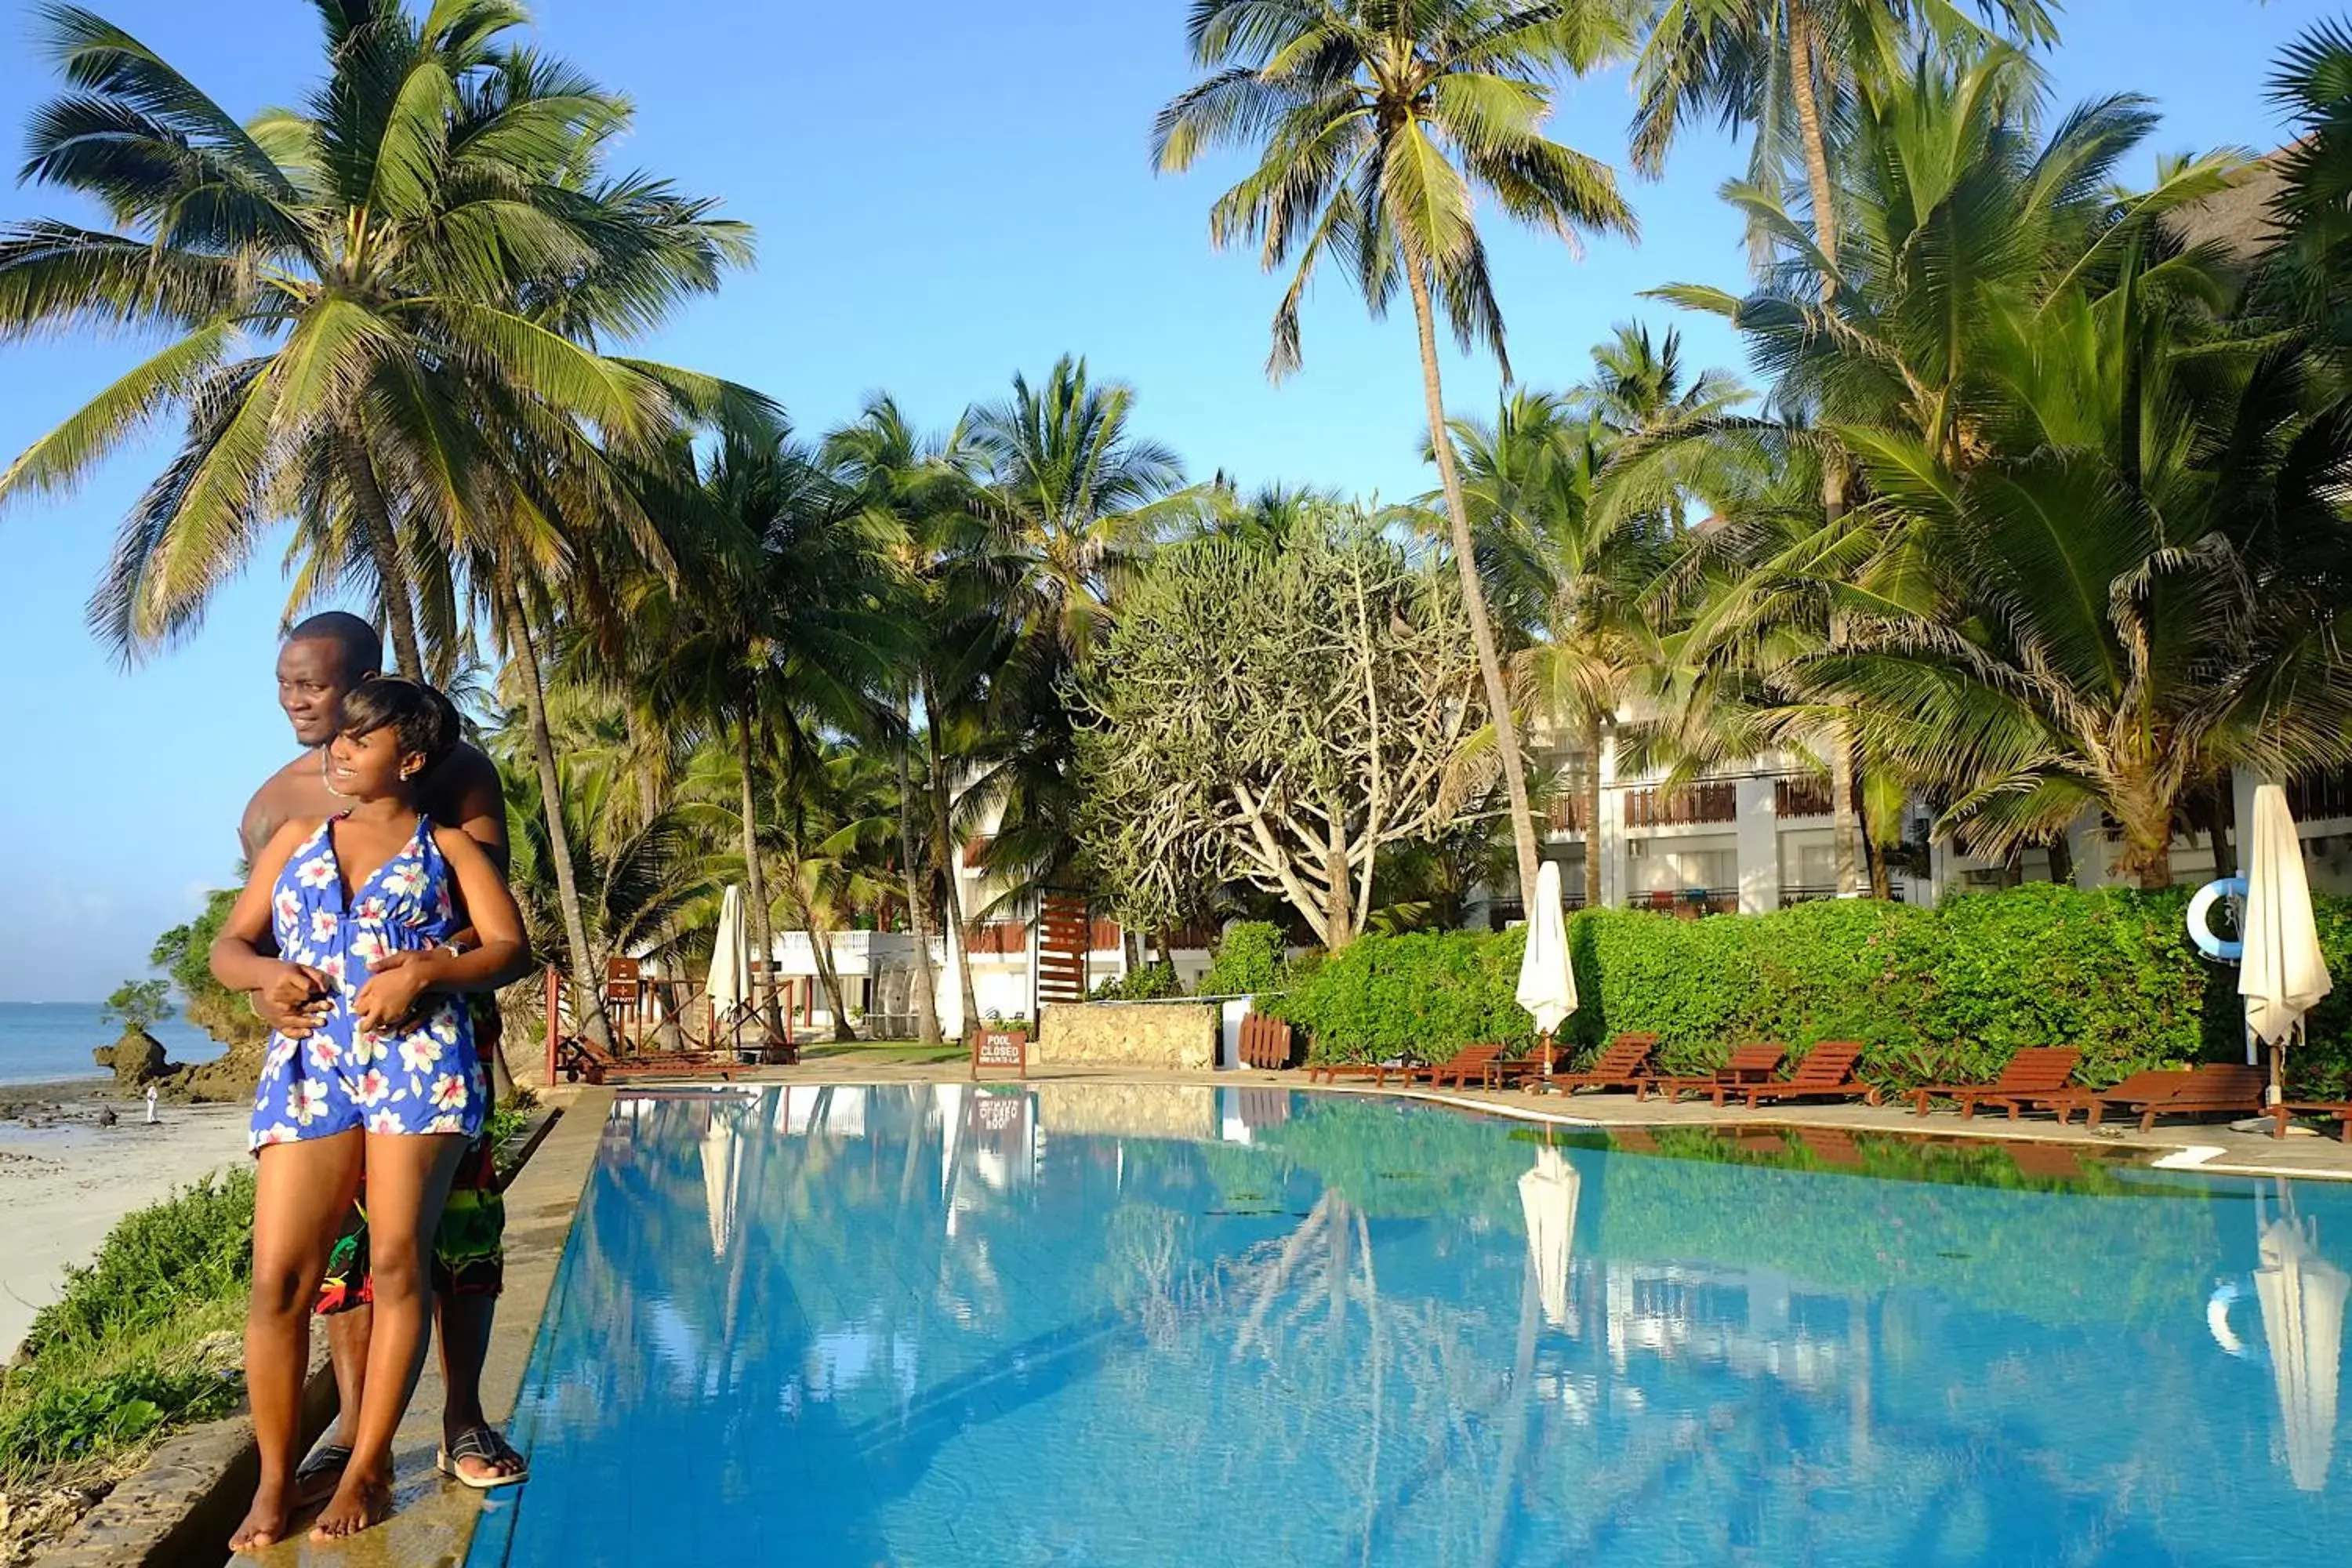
{"left": 1541, "top": 1032, "right": 1555, "bottom": 1091}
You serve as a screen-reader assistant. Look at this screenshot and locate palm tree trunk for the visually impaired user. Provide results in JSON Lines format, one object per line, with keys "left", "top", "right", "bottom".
{"left": 2045, "top": 832, "right": 2074, "bottom": 886}
{"left": 931, "top": 762, "right": 982, "bottom": 1036}
{"left": 735, "top": 717, "right": 783, "bottom": 1037}
{"left": 338, "top": 419, "right": 423, "bottom": 678}
{"left": 1790, "top": 10, "right": 1864, "bottom": 898}
{"left": 895, "top": 699, "right": 944, "bottom": 1047}
{"left": 1788, "top": 13, "right": 1840, "bottom": 275}
{"left": 1829, "top": 735, "right": 1860, "bottom": 896}
{"left": 497, "top": 577, "right": 610, "bottom": 1048}
{"left": 787, "top": 866, "right": 858, "bottom": 1042}
{"left": 1404, "top": 260, "right": 1542, "bottom": 917}
{"left": 922, "top": 671, "right": 982, "bottom": 1033}
{"left": 1581, "top": 712, "right": 1605, "bottom": 911}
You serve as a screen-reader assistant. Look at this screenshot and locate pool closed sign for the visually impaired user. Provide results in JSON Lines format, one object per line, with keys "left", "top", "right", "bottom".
{"left": 971, "top": 1026, "right": 1028, "bottom": 1080}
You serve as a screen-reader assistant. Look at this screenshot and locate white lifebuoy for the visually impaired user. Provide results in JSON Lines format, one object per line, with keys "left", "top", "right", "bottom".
{"left": 2187, "top": 876, "right": 2248, "bottom": 962}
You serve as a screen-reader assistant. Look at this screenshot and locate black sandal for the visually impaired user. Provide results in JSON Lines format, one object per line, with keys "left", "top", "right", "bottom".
{"left": 436, "top": 1425, "right": 529, "bottom": 1490}
{"left": 293, "top": 1443, "right": 351, "bottom": 1504}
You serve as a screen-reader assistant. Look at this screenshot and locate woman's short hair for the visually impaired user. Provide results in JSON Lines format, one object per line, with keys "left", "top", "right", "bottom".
{"left": 339, "top": 677, "right": 459, "bottom": 771}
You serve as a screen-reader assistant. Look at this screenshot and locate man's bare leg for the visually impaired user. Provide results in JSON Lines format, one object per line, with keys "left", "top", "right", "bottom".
{"left": 435, "top": 1294, "right": 522, "bottom": 1482}
{"left": 296, "top": 1306, "right": 372, "bottom": 1504}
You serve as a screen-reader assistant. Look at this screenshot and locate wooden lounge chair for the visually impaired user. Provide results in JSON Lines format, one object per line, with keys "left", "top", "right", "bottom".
{"left": 1609, "top": 1127, "right": 1662, "bottom": 1154}
{"left": 1713, "top": 1040, "right": 1882, "bottom": 1109}
{"left": 1639, "top": 1042, "right": 1786, "bottom": 1103}
{"left": 2044, "top": 1069, "right": 2183, "bottom": 1127}
{"left": 1907, "top": 1047, "right": 2082, "bottom": 1120}
{"left": 2005, "top": 1141, "right": 2088, "bottom": 1181}
{"left": 1305, "top": 1058, "right": 1404, "bottom": 1085}
{"left": 2271, "top": 1102, "right": 2352, "bottom": 1142}
{"left": 559, "top": 1035, "right": 742, "bottom": 1086}
{"left": 1795, "top": 1126, "right": 1866, "bottom": 1168}
{"left": 1238, "top": 1014, "right": 1297, "bottom": 1070}
{"left": 1399, "top": 1043, "right": 1504, "bottom": 1091}
{"left": 1307, "top": 1044, "right": 1489, "bottom": 1087}
{"left": 1543, "top": 1033, "right": 1661, "bottom": 1095}
{"left": 2086, "top": 1063, "right": 2267, "bottom": 1131}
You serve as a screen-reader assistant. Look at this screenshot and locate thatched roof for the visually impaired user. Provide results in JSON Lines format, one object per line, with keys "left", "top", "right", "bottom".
{"left": 2166, "top": 154, "right": 2289, "bottom": 265}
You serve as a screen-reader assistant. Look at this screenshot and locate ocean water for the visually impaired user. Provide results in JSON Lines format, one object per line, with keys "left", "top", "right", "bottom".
{"left": 472, "top": 1086, "right": 2352, "bottom": 1567}
{"left": 0, "top": 1001, "right": 227, "bottom": 1087}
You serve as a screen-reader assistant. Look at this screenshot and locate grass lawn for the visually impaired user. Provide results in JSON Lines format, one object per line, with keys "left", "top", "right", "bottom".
{"left": 795, "top": 1040, "right": 969, "bottom": 1066}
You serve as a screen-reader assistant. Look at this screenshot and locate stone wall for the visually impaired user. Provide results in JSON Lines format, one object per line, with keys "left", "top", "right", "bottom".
{"left": 1035, "top": 1000, "right": 1219, "bottom": 1072}
{"left": 1030, "top": 1082, "right": 1218, "bottom": 1141}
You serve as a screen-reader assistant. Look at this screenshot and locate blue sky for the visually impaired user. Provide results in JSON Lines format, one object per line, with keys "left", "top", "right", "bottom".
{"left": 0, "top": 0, "right": 2325, "bottom": 1000}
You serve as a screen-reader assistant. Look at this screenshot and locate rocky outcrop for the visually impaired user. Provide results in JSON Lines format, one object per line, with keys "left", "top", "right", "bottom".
{"left": 90, "top": 1030, "right": 169, "bottom": 1087}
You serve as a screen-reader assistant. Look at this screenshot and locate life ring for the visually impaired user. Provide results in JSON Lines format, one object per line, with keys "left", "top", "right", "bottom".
{"left": 2207, "top": 1279, "right": 2257, "bottom": 1360}
{"left": 2187, "top": 876, "right": 2248, "bottom": 962}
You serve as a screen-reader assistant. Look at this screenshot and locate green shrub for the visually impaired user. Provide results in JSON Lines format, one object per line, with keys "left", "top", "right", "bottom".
{"left": 1091, "top": 960, "right": 1182, "bottom": 1001}
{"left": 0, "top": 1362, "right": 241, "bottom": 1475}
{"left": 1265, "top": 886, "right": 2352, "bottom": 1092}
{"left": 17, "top": 1168, "right": 254, "bottom": 1361}
{"left": 1198, "top": 921, "right": 1284, "bottom": 996}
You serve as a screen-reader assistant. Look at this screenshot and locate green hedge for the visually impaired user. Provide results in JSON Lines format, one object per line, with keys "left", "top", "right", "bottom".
{"left": 1264, "top": 885, "right": 2352, "bottom": 1093}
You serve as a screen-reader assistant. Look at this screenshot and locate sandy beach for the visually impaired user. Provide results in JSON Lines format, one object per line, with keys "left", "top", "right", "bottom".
{"left": 0, "top": 1084, "right": 249, "bottom": 1359}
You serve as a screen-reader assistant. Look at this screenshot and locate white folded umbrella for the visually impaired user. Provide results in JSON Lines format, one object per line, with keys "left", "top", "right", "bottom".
{"left": 1515, "top": 860, "right": 1579, "bottom": 1076}
{"left": 2241, "top": 786, "right": 2333, "bottom": 1096}
{"left": 707, "top": 884, "right": 753, "bottom": 1032}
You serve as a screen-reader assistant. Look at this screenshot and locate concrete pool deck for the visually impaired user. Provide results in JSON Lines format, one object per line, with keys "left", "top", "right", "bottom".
{"left": 107, "top": 1052, "right": 2352, "bottom": 1565}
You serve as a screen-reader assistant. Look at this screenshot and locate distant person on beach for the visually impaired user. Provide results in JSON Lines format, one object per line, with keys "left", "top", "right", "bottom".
{"left": 213, "top": 677, "right": 530, "bottom": 1548}
{"left": 143, "top": 1084, "right": 158, "bottom": 1125}
{"left": 237, "top": 617, "right": 528, "bottom": 1522}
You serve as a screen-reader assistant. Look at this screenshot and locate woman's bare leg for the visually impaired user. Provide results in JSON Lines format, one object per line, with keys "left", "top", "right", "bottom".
{"left": 234, "top": 1134, "right": 364, "bottom": 1553}
{"left": 311, "top": 1132, "right": 466, "bottom": 1541}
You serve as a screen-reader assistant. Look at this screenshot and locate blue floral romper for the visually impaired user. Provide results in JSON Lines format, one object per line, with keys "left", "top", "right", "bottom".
{"left": 249, "top": 815, "right": 486, "bottom": 1151}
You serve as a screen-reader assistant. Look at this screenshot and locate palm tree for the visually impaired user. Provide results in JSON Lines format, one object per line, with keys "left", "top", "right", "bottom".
{"left": 1629, "top": 0, "right": 2057, "bottom": 270}
{"left": 1651, "top": 44, "right": 2242, "bottom": 892}
{"left": 0, "top": 1, "right": 728, "bottom": 675}
{"left": 764, "top": 744, "right": 902, "bottom": 1042}
{"left": 1153, "top": 0, "right": 1637, "bottom": 916}
{"left": 1629, "top": 2, "right": 2056, "bottom": 893}
{"left": 1446, "top": 392, "right": 1672, "bottom": 910}
{"left": 822, "top": 397, "right": 976, "bottom": 1045}
{"left": 963, "top": 357, "right": 1185, "bottom": 924}
{"left": 1655, "top": 47, "right": 2352, "bottom": 886}
{"left": 630, "top": 428, "right": 902, "bottom": 1033}
{"left": 1811, "top": 294, "right": 2352, "bottom": 886}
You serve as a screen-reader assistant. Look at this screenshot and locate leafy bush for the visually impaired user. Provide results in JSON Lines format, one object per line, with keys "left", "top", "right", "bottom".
{"left": 100, "top": 979, "right": 172, "bottom": 1035}
{"left": 150, "top": 888, "right": 267, "bottom": 1051}
{"left": 1265, "top": 886, "right": 2352, "bottom": 1092}
{"left": 0, "top": 1362, "right": 240, "bottom": 1475}
{"left": 1091, "top": 960, "right": 1182, "bottom": 1001}
{"left": 1197, "top": 921, "right": 1284, "bottom": 996}
{"left": 17, "top": 1169, "right": 254, "bottom": 1361}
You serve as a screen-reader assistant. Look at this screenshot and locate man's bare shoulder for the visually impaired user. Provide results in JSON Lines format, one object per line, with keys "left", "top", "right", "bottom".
{"left": 241, "top": 751, "right": 332, "bottom": 862}
{"left": 427, "top": 740, "right": 505, "bottom": 818}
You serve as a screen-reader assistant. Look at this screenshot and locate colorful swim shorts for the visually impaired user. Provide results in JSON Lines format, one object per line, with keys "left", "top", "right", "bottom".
{"left": 315, "top": 1133, "right": 506, "bottom": 1312}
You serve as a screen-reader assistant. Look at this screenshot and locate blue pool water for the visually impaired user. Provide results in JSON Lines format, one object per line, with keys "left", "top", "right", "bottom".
{"left": 470, "top": 1087, "right": 2352, "bottom": 1566}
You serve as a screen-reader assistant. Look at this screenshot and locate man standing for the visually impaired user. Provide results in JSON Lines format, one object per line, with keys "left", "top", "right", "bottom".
{"left": 238, "top": 611, "right": 526, "bottom": 1493}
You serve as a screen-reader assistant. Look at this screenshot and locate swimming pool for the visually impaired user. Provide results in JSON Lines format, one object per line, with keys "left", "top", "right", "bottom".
{"left": 468, "top": 1085, "right": 2352, "bottom": 1566}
